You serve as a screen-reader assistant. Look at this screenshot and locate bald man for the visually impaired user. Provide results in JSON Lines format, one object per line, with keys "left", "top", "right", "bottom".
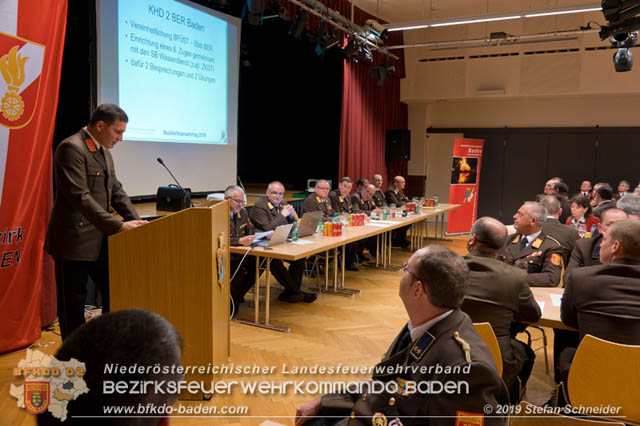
{"left": 371, "top": 174, "right": 385, "bottom": 207}
{"left": 303, "top": 179, "right": 334, "bottom": 219}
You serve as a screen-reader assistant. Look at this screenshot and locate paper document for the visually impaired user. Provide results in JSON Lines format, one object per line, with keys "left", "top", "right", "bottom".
{"left": 550, "top": 293, "right": 562, "bottom": 307}
{"left": 253, "top": 230, "right": 273, "bottom": 241}
{"left": 367, "top": 223, "right": 392, "bottom": 227}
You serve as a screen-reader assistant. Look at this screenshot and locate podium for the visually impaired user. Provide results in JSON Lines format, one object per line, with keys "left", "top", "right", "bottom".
{"left": 109, "top": 202, "right": 230, "bottom": 399}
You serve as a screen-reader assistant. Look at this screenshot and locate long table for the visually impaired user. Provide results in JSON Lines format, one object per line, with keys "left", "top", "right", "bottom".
{"left": 230, "top": 204, "right": 461, "bottom": 332}
{"left": 530, "top": 287, "right": 576, "bottom": 331}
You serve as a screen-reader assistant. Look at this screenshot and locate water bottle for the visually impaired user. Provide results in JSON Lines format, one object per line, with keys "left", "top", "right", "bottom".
{"left": 383, "top": 203, "right": 389, "bottom": 220}
{"left": 291, "top": 218, "right": 299, "bottom": 241}
{"left": 433, "top": 195, "right": 439, "bottom": 208}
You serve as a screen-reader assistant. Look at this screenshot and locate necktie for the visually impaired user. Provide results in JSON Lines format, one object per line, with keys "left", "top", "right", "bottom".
{"left": 520, "top": 236, "right": 528, "bottom": 250}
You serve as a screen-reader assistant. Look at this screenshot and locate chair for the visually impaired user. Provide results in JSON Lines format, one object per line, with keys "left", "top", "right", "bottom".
{"left": 568, "top": 334, "right": 640, "bottom": 425}
{"left": 522, "top": 326, "right": 550, "bottom": 374}
{"left": 473, "top": 322, "right": 503, "bottom": 376}
{"left": 510, "top": 401, "right": 625, "bottom": 426}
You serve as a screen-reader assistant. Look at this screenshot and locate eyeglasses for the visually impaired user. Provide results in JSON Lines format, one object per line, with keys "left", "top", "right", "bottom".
{"left": 317, "top": 186, "right": 330, "bottom": 190}
{"left": 269, "top": 191, "right": 284, "bottom": 196}
{"left": 230, "top": 198, "right": 246, "bottom": 205}
{"left": 401, "top": 262, "right": 421, "bottom": 283}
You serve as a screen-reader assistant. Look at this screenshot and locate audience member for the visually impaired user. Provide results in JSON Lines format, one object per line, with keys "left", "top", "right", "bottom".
{"left": 592, "top": 184, "right": 616, "bottom": 218}
{"left": 566, "top": 195, "right": 600, "bottom": 238}
{"left": 462, "top": 217, "right": 541, "bottom": 401}
{"left": 37, "top": 309, "right": 183, "bottom": 426}
{"left": 500, "top": 202, "right": 563, "bottom": 287}
{"left": 616, "top": 179, "right": 631, "bottom": 200}
{"left": 540, "top": 196, "right": 579, "bottom": 265}
{"left": 295, "top": 246, "right": 509, "bottom": 426}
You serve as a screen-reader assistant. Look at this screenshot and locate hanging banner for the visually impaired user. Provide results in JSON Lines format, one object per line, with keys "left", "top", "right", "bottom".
{"left": 446, "top": 138, "right": 484, "bottom": 235}
{"left": 0, "top": 0, "right": 68, "bottom": 353}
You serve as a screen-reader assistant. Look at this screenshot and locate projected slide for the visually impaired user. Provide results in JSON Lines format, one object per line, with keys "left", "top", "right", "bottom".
{"left": 118, "top": 0, "right": 227, "bottom": 144}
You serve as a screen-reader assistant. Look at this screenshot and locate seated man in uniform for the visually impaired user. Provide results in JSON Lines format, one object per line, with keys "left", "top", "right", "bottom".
{"left": 295, "top": 246, "right": 508, "bottom": 426}
{"left": 37, "top": 309, "right": 183, "bottom": 426}
{"left": 371, "top": 174, "right": 386, "bottom": 208}
{"left": 225, "top": 185, "right": 257, "bottom": 312}
{"left": 565, "top": 208, "right": 628, "bottom": 273}
{"left": 540, "top": 195, "right": 578, "bottom": 266}
{"left": 500, "top": 201, "right": 563, "bottom": 287}
{"left": 557, "top": 220, "right": 640, "bottom": 394}
{"left": 329, "top": 177, "right": 353, "bottom": 214}
{"left": 385, "top": 176, "right": 411, "bottom": 248}
{"left": 351, "top": 184, "right": 382, "bottom": 260}
{"left": 574, "top": 180, "right": 592, "bottom": 199}
{"left": 329, "top": 177, "right": 359, "bottom": 271}
{"left": 462, "top": 217, "right": 541, "bottom": 402}
{"left": 355, "top": 178, "right": 369, "bottom": 194}
{"left": 303, "top": 179, "right": 334, "bottom": 219}
{"left": 250, "top": 181, "right": 317, "bottom": 303}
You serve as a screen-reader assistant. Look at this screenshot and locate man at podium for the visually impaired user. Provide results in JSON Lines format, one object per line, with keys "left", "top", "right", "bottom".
{"left": 45, "top": 104, "right": 146, "bottom": 339}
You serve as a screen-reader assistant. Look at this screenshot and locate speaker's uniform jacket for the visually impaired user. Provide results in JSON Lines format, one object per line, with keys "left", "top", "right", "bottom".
{"left": 385, "top": 187, "right": 409, "bottom": 207}
{"left": 329, "top": 189, "right": 353, "bottom": 214}
{"left": 250, "top": 196, "right": 294, "bottom": 231}
{"left": 500, "top": 231, "right": 563, "bottom": 287}
{"left": 302, "top": 193, "right": 334, "bottom": 219}
{"left": 316, "top": 309, "right": 509, "bottom": 426}
{"left": 45, "top": 129, "right": 140, "bottom": 261}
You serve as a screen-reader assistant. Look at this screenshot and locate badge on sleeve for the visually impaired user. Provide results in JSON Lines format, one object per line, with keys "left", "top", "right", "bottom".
{"left": 551, "top": 253, "right": 562, "bottom": 266}
{"left": 409, "top": 331, "right": 435, "bottom": 362}
{"left": 455, "top": 411, "right": 484, "bottom": 426}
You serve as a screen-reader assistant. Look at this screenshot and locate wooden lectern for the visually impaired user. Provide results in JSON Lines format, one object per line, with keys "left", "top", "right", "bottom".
{"left": 109, "top": 202, "right": 230, "bottom": 400}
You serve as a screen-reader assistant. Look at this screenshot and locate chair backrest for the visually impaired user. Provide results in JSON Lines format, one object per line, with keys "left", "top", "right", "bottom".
{"left": 568, "top": 334, "right": 640, "bottom": 424}
{"left": 473, "top": 322, "right": 503, "bottom": 376}
{"left": 511, "top": 401, "right": 625, "bottom": 426}
{"left": 577, "top": 310, "right": 640, "bottom": 345}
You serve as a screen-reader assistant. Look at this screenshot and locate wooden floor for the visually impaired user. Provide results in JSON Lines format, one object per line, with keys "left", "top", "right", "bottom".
{"left": 1, "top": 230, "right": 556, "bottom": 426}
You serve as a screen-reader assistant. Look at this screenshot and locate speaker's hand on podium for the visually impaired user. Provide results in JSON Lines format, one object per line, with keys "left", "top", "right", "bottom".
{"left": 119, "top": 220, "right": 147, "bottom": 232}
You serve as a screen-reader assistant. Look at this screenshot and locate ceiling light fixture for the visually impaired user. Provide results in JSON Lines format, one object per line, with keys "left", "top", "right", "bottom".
{"left": 387, "top": 3, "right": 601, "bottom": 32}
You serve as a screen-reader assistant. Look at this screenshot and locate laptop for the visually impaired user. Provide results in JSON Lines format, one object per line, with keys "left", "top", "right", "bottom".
{"left": 298, "top": 211, "right": 322, "bottom": 238}
{"left": 254, "top": 224, "right": 293, "bottom": 247}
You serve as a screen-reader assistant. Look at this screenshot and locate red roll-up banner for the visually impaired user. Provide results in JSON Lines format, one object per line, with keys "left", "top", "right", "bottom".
{"left": 446, "top": 138, "right": 484, "bottom": 235}
{"left": 0, "top": 0, "right": 68, "bottom": 353}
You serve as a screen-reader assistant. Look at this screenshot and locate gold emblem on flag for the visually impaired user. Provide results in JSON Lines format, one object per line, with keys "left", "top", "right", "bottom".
{"left": 0, "top": 45, "right": 28, "bottom": 122}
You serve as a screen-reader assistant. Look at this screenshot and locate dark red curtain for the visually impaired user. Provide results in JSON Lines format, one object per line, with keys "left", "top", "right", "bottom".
{"left": 337, "top": 7, "right": 408, "bottom": 188}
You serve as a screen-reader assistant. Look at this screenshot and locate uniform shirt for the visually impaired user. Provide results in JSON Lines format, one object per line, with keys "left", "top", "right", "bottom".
{"left": 350, "top": 192, "right": 376, "bottom": 215}
{"left": 302, "top": 193, "right": 334, "bottom": 219}
{"left": 329, "top": 189, "right": 353, "bottom": 214}
{"left": 250, "top": 196, "right": 293, "bottom": 232}
{"left": 372, "top": 188, "right": 386, "bottom": 207}
{"left": 500, "top": 231, "right": 563, "bottom": 287}
{"left": 385, "top": 186, "right": 409, "bottom": 207}
{"left": 230, "top": 208, "right": 253, "bottom": 246}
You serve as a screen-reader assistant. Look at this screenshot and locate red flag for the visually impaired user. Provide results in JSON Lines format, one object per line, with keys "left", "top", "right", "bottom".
{"left": 0, "top": 0, "right": 67, "bottom": 353}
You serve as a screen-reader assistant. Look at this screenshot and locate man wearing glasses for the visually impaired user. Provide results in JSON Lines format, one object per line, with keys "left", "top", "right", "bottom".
{"left": 303, "top": 179, "right": 335, "bottom": 219}
{"left": 250, "top": 181, "right": 317, "bottom": 303}
{"left": 295, "top": 246, "right": 508, "bottom": 426}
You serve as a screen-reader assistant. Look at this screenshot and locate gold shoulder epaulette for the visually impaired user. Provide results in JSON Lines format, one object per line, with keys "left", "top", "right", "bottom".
{"left": 453, "top": 331, "right": 472, "bottom": 363}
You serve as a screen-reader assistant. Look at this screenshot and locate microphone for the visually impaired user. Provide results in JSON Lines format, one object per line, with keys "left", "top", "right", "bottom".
{"left": 157, "top": 157, "right": 184, "bottom": 189}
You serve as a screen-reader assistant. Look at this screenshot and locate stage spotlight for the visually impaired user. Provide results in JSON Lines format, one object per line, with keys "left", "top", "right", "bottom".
{"left": 366, "top": 19, "right": 389, "bottom": 40}
{"left": 614, "top": 47, "right": 633, "bottom": 71}
{"left": 611, "top": 32, "right": 637, "bottom": 71}
{"left": 289, "top": 10, "right": 310, "bottom": 39}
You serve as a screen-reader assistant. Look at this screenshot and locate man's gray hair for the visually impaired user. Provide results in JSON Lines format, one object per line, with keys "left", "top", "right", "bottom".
{"left": 540, "top": 195, "right": 561, "bottom": 216}
{"left": 225, "top": 185, "right": 244, "bottom": 198}
{"left": 524, "top": 201, "right": 547, "bottom": 225}
{"left": 617, "top": 193, "right": 640, "bottom": 217}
